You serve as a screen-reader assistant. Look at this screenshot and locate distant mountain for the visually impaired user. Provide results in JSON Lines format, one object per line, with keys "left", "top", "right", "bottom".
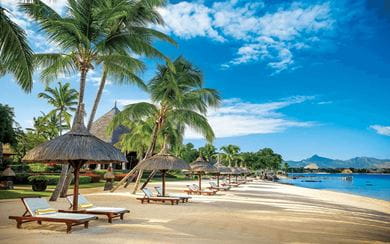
{"left": 286, "top": 155, "right": 390, "bottom": 169}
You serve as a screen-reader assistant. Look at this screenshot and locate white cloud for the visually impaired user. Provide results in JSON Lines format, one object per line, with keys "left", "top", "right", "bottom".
{"left": 116, "top": 99, "right": 152, "bottom": 107}
{"left": 185, "top": 96, "right": 316, "bottom": 139}
{"left": 157, "top": 2, "right": 225, "bottom": 42}
{"left": 370, "top": 125, "right": 390, "bottom": 136}
{"left": 158, "top": 1, "right": 334, "bottom": 74}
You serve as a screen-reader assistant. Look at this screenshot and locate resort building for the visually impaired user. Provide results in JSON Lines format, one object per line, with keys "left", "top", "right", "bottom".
{"left": 304, "top": 163, "right": 319, "bottom": 172}
{"left": 90, "top": 103, "right": 138, "bottom": 170}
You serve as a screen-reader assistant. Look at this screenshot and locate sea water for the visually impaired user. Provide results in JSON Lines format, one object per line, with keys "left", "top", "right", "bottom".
{"left": 278, "top": 173, "right": 390, "bottom": 201}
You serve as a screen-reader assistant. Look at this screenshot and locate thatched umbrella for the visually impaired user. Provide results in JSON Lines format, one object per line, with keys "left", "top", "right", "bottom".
{"left": 190, "top": 156, "right": 218, "bottom": 190}
{"left": 137, "top": 148, "right": 190, "bottom": 196}
{"left": 23, "top": 104, "right": 127, "bottom": 211}
{"left": 214, "top": 161, "right": 231, "bottom": 187}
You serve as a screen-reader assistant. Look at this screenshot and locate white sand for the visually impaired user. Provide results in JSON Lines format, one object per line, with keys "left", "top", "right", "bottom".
{"left": 0, "top": 180, "right": 389, "bottom": 243}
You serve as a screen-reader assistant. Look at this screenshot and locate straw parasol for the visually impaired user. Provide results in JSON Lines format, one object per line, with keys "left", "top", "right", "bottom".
{"left": 137, "top": 148, "right": 190, "bottom": 196}
{"left": 23, "top": 104, "right": 127, "bottom": 210}
{"left": 190, "top": 156, "right": 218, "bottom": 190}
{"left": 214, "top": 160, "right": 231, "bottom": 187}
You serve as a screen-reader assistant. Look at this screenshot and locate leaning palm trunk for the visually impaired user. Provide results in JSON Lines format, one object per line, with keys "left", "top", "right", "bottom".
{"left": 87, "top": 67, "right": 108, "bottom": 130}
{"left": 49, "top": 164, "right": 68, "bottom": 201}
{"left": 131, "top": 119, "right": 161, "bottom": 194}
{"left": 49, "top": 112, "right": 65, "bottom": 201}
{"left": 60, "top": 165, "right": 74, "bottom": 197}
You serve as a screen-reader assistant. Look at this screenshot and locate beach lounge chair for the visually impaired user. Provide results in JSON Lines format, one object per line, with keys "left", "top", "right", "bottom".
{"left": 9, "top": 197, "right": 97, "bottom": 233}
{"left": 64, "top": 194, "right": 130, "bottom": 223}
{"left": 222, "top": 181, "right": 239, "bottom": 187}
{"left": 154, "top": 186, "right": 191, "bottom": 203}
{"left": 136, "top": 188, "right": 180, "bottom": 205}
{"left": 209, "top": 182, "right": 230, "bottom": 191}
{"left": 184, "top": 184, "right": 217, "bottom": 195}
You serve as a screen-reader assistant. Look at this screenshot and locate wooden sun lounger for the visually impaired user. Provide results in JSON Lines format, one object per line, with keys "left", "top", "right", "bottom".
{"left": 64, "top": 195, "right": 130, "bottom": 223}
{"left": 136, "top": 188, "right": 180, "bottom": 205}
{"left": 209, "top": 182, "right": 230, "bottom": 191}
{"left": 154, "top": 187, "right": 191, "bottom": 203}
{"left": 9, "top": 197, "right": 97, "bottom": 233}
{"left": 222, "top": 182, "right": 240, "bottom": 187}
{"left": 184, "top": 185, "right": 217, "bottom": 195}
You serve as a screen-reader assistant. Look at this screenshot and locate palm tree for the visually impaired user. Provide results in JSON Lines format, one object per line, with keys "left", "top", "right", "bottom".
{"left": 112, "top": 57, "right": 220, "bottom": 159}
{"left": 0, "top": 5, "right": 33, "bottom": 92}
{"left": 198, "top": 143, "right": 217, "bottom": 162}
{"left": 38, "top": 82, "right": 78, "bottom": 135}
{"left": 220, "top": 144, "right": 240, "bottom": 167}
{"left": 110, "top": 57, "right": 220, "bottom": 192}
{"left": 86, "top": 0, "right": 176, "bottom": 130}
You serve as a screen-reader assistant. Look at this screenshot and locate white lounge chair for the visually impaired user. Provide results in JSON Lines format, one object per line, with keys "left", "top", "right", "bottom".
{"left": 154, "top": 186, "right": 191, "bottom": 203}
{"left": 65, "top": 194, "right": 130, "bottom": 223}
{"left": 9, "top": 197, "right": 97, "bottom": 233}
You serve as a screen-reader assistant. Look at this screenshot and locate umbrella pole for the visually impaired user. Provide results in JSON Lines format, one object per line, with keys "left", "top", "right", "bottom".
{"left": 217, "top": 174, "right": 220, "bottom": 187}
{"left": 162, "top": 170, "right": 166, "bottom": 197}
{"left": 229, "top": 174, "right": 231, "bottom": 183}
{"left": 198, "top": 174, "right": 202, "bottom": 190}
{"left": 236, "top": 175, "right": 238, "bottom": 183}
{"left": 72, "top": 161, "right": 82, "bottom": 211}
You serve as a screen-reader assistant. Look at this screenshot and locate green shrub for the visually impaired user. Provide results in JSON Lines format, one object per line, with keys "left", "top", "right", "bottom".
{"left": 78, "top": 176, "right": 91, "bottom": 184}
{"left": 28, "top": 175, "right": 91, "bottom": 185}
{"left": 14, "top": 173, "right": 30, "bottom": 184}
{"left": 29, "top": 163, "right": 48, "bottom": 173}
{"left": 93, "top": 170, "right": 107, "bottom": 178}
{"left": 28, "top": 175, "right": 48, "bottom": 182}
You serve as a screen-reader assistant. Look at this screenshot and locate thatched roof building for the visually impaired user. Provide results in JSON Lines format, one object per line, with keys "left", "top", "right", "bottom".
{"left": 90, "top": 103, "right": 129, "bottom": 145}
{"left": 304, "top": 163, "right": 319, "bottom": 170}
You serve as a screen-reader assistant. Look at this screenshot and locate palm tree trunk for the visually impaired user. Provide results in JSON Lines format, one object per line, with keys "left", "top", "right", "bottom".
{"left": 60, "top": 166, "right": 74, "bottom": 197}
{"left": 87, "top": 67, "right": 108, "bottom": 130}
{"left": 132, "top": 119, "right": 161, "bottom": 194}
{"left": 77, "top": 67, "right": 88, "bottom": 110}
{"left": 58, "top": 67, "right": 88, "bottom": 198}
{"left": 49, "top": 164, "right": 68, "bottom": 201}
{"left": 144, "top": 120, "right": 160, "bottom": 159}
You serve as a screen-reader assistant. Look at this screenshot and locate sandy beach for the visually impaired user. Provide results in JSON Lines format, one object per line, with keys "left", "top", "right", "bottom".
{"left": 0, "top": 180, "right": 389, "bottom": 244}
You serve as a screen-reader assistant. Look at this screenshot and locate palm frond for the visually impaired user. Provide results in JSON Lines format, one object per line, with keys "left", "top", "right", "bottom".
{"left": 0, "top": 7, "right": 33, "bottom": 92}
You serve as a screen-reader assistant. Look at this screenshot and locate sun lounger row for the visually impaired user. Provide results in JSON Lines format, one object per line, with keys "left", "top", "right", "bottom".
{"left": 9, "top": 180, "right": 239, "bottom": 233}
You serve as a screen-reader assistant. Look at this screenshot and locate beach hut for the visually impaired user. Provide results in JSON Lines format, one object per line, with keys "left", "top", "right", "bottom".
{"left": 23, "top": 104, "right": 127, "bottom": 211}
{"left": 304, "top": 163, "right": 319, "bottom": 172}
{"left": 190, "top": 156, "right": 218, "bottom": 190}
{"left": 137, "top": 148, "right": 190, "bottom": 196}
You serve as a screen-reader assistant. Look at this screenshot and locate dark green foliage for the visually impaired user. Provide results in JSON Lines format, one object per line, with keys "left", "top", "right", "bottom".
{"left": 0, "top": 104, "right": 17, "bottom": 146}
{"left": 173, "top": 143, "right": 199, "bottom": 163}
{"left": 241, "top": 148, "right": 283, "bottom": 170}
{"left": 28, "top": 175, "right": 91, "bottom": 185}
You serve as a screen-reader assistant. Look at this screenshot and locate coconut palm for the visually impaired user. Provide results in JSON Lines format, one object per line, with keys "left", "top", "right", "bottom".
{"left": 0, "top": 6, "right": 33, "bottom": 92}
{"left": 198, "top": 143, "right": 217, "bottom": 162}
{"left": 38, "top": 82, "right": 78, "bottom": 135}
{"left": 112, "top": 57, "right": 220, "bottom": 159}
{"left": 220, "top": 144, "right": 240, "bottom": 167}
{"left": 86, "top": 0, "right": 176, "bottom": 130}
{"left": 110, "top": 57, "right": 220, "bottom": 192}
{"left": 21, "top": 0, "right": 143, "bottom": 112}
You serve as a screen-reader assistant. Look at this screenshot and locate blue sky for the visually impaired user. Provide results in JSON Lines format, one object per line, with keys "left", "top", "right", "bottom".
{"left": 1, "top": 0, "right": 389, "bottom": 160}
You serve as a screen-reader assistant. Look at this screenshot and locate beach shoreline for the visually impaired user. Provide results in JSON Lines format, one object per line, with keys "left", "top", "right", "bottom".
{"left": 0, "top": 179, "right": 389, "bottom": 243}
